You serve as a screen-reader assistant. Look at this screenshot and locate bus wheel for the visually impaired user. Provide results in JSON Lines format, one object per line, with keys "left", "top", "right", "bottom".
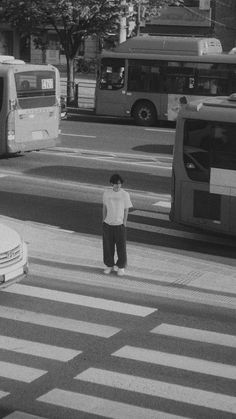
{"left": 133, "top": 101, "right": 157, "bottom": 126}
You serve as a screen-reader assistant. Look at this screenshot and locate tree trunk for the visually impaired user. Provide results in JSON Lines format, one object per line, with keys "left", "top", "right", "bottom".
{"left": 66, "top": 56, "right": 75, "bottom": 105}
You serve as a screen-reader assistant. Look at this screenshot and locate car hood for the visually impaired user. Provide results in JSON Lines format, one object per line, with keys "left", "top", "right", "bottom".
{"left": 0, "top": 223, "right": 21, "bottom": 252}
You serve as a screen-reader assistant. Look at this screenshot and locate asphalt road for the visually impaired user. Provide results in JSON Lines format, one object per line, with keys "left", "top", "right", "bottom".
{"left": 0, "top": 119, "right": 235, "bottom": 418}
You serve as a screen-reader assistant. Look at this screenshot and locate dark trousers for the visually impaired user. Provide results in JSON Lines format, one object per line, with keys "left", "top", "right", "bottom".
{"left": 103, "top": 222, "right": 127, "bottom": 268}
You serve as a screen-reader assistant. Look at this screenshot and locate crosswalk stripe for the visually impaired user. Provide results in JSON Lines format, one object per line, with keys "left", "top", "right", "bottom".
{"left": 37, "top": 388, "right": 186, "bottom": 419}
{"left": 0, "top": 390, "right": 9, "bottom": 399}
{"left": 75, "top": 368, "right": 236, "bottom": 414}
{"left": 0, "top": 306, "right": 120, "bottom": 338}
{"left": 0, "top": 335, "right": 81, "bottom": 362}
{"left": 127, "top": 221, "right": 235, "bottom": 246}
{"left": 4, "top": 412, "right": 46, "bottom": 419}
{"left": 131, "top": 210, "right": 169, "bottom": 221}
{"left": 0, "top": 361, "right": 46, "bottom": 383}
{"left": 151, "top": 324, "right": 236, "bottom": 348}
{"left": 3, "top": 284, "right": 156, "bottom": 317}
{"left": 113, "top": 345, "right": 236, "bottom": 380}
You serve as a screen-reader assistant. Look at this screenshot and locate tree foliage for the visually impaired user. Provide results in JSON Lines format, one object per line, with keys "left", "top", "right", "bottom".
{"left": 3, "top": 0, "right": 121, "bottom": 59}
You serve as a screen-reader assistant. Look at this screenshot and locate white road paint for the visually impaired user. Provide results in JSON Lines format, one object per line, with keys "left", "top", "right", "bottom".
{"left": 113, "top": 346, "right": 236, "bottom": 380}
{"left": 4, "top": 412, "right": 46, "bottom": 419}
{"left": 151, "top": 324, "right": 236, "bottom": 348}
{"left": 37, "top": 389, "right": 186, "bottom": 419}
{"left": 145, "top": 128, "right": 174, "bottom": 134}
{"left": 153, "top": 200, "right": 171, "bottom": 208}
{"left": 3, "top": 284, "right": 156, "bottom": 317}
{"left": 0, "top": 335, "right": 81, "bottom": 361}
{"left": 76, "top": 368, "right": 236, "bottom": 414}
{"left": 61, "top": 133, "right": 96, "bottom": 138}
{"left": 0, "top": 306, "right": 120, "bottom": 338}
{"left": 0, "top": 360, "right": 46, "bottom": 383}
{"left": 127, "top": 220, "right": 235, "bottom": 247}
{"left": 131, "top": 209, "right": 169, "bottom": 221}
{"left": 0, "top": 390, "right": 9, "bottom": 400}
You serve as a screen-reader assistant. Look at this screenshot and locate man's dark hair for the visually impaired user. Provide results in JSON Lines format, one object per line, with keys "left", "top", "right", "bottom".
{"left": 110, "top": 173, "right": 124, "bottom": 184}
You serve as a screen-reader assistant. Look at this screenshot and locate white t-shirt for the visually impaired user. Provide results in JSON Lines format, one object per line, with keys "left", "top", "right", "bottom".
{"left": 103, "top": 188, "right": 133, "bottom": 225}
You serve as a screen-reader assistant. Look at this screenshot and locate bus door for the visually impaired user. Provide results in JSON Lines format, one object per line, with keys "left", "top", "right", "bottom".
{"left": 0, "top": 76, "right": 7, "bottom": 155}
{"left": 8, "top": 69, "right": 59, "bottom": 153}
{"left": 95, "top": 58, "right": 127, "bottom": 117}
{"left": 179, "top": 119, "right": 233, "bottom": 233}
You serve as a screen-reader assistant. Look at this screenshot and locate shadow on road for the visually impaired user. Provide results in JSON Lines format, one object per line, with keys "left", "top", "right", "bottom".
{"left": 0, "top": 190, "right": 235, "bottom": 260}
{"left": 24, "top": 165, "right": 171, "bottom": 195}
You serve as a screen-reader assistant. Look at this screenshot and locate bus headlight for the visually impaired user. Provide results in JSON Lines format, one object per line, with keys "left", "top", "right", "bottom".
{"left": 8, "top": 130, "right": 15, "bottom": 141}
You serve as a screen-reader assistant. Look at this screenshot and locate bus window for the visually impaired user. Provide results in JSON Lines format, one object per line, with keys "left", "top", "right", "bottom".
{"left": 15, "top": 70, "right": 56, "bottom": 108}
{"left": 195, "top": 63, "right": 234, "bottom": 95}
{"left": 183, "top": 119, "right": 210, "bottom": 182}
{"left": 163, "top": 62, "right": 196, "bottom": 94}
{"left": 0, "top": 78, "right": 3, "bottom": 112}
{"left": 99, "top": 59, "right": 125, "bottom": 90}
{"left": 211, "top": 123, "right": 236, "bottom": 170}
{"left": 127, "top": 60, "right": 160, "bottom": 92}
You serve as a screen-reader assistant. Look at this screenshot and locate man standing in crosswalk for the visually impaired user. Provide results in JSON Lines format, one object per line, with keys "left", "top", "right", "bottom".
{"left": 102, "top": 173, "right": 133, "bottom": 276}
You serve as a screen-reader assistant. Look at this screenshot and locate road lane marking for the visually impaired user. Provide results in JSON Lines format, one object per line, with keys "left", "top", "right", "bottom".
{"left": 0, "top": 360, "right": 46, "bottom": 383}
{"left": 0, "top": 391, "right": 9, "bottom": 400}
{"left": 151, "top": 324, "right": 236, "bottom": 348}
{"left": 153, "top": 200, "right": 171, "bottom": 208}
{"left": 37, "top": 389, "right": 185, "bottom": 419}
{"left": 0, "top": 335, "right": 81, "bottom": 361}
{"left": 145, "top": 128, "right": 174, "bottom": 133}
{"left": 4, "top": 412, "right": 47, "bottom": 419}
{"left": 131, "top": 210, "right": 169, "bottom": 220}
{"left": 76, "top": 368, "right": 236, "bottom": 414}
{"left": 39, "top": 150, "right": 172, "bottom": 169}
{"left": 127, "top": 221, "right": 236, "bottom": 247}
{"left": 113, "top": 346, "right": 236, "bottom": 380}
{"left": 0, "top": 306, "right": 120, "bottom": 338}
{"left": 3, "top": 284, "right": 157, "bottom": 317}
{"left": 61, "top": 133, "right": 96, "bottom": 138}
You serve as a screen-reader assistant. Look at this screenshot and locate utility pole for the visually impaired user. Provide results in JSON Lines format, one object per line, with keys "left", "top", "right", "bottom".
{"left": 119, "top": 0, "right": 127, "bottom": 44}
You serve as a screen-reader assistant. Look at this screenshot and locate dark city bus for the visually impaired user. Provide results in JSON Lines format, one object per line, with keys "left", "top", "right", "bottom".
{"left": 170, "top": 94, "right": 236, "bottom": 236}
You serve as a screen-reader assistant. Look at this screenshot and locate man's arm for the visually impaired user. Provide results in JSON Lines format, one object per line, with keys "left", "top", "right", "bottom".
{"left": 103, "top": 204, "right": 107, "bottom": 222}
{"left": 123, "top": 208, "right": 129, "bottom": 226}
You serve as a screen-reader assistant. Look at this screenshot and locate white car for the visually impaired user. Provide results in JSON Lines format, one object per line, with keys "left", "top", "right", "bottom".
{"left": 0, "top": 223, "right": 28, "bottom": 289}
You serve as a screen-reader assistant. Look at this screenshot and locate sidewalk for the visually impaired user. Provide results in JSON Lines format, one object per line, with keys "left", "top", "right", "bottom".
{"left": 1, "top": 214, "right": 236, "bottom": 311}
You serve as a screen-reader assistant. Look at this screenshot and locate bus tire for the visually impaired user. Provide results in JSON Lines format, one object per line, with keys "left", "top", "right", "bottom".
{"left": 133, "top": 100, "right": 157, "bottom": 126}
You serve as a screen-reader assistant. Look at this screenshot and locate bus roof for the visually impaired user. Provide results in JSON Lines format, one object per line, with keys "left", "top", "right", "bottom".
{"left": 0, "top": 62, "right": 57, "bottom": 73}
{"left": 101, "top": 50, "right": 236, "bottom": 64}
{"left": 111, "top": 36, "right": 223, "bottom": 56}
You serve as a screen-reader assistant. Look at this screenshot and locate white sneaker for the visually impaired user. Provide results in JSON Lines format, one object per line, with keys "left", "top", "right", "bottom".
{"left": 104, "top": 267, "right": 112, "bottom": 275}
{"left": 117, "top": 268, "right": 125, "bottom": 276}
{"left": 113, "top": 265, "right": 119, "bottom": 272}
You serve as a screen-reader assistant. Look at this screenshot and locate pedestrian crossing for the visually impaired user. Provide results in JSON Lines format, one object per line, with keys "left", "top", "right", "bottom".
{"left": 0, "top": 282, "right": 235, "bottom": 418}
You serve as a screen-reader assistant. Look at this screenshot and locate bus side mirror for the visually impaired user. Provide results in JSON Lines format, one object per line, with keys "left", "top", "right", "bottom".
{"left": 9, "top": 99, "right": 17, "bottom": 111}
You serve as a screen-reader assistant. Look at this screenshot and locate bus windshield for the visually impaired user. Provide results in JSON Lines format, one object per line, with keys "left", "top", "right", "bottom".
{"left": 183, "top": 120, "right": 236, "bottom": 183}
{"left": 15, "top": 70, "right": 56, "bottom": 108}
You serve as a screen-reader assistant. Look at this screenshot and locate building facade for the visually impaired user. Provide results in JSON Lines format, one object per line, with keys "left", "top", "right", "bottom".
{"left": 1, "top": 1, "right": 236, "bottom": 62}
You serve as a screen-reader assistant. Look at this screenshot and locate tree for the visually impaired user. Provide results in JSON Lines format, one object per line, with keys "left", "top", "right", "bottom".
{"left": 3, "top": 0, "right": 121, "bottom": 103}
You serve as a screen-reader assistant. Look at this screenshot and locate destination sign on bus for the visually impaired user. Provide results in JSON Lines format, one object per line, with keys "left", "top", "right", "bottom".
{"left": 41, "top": 78, "right": 54, "bottom": 89}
